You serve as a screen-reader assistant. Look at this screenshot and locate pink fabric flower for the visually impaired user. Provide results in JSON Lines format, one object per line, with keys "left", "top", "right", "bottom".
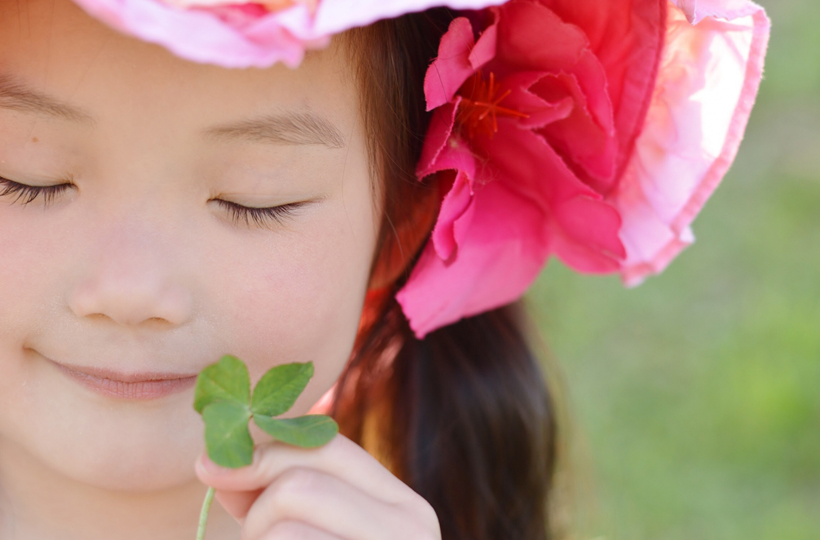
{"left": 70, "top": 0, "right": 509, "bottom": 68}
{"left": 396, "top": 0, "right": 770, "bottom": 337}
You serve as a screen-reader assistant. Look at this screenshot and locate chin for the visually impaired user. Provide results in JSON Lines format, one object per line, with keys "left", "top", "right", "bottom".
{"left": 4, "top": 402, "right": 205, "bottom": 493}
{"left": 44, "top": 431, "right": 203, "bottom": 493}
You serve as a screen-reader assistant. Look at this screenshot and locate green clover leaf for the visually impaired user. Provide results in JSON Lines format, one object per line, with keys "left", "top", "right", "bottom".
{"left": 193, "top": 355, "right": 339, "bottom": 540}
{"left": 253, "top": 415, "right": 340, "bottom": 448}
{"left": 193, "top": 354, "right": 251, "bottom": 414}
{"left": 194, "top": 355, "right": 338, "bottom": 467}
{"left": 250, "top": 361, "right": 313, "bottom": 417}
{"left": 202, "top": 402, "right": 253, "bottom": 469}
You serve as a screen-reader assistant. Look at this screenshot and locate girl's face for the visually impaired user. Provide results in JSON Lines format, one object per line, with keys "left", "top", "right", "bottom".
{"left": 0, "top": 0, "right": 376, "bottom": 491}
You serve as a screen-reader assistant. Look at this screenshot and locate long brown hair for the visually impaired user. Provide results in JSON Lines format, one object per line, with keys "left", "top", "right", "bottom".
{"left": 333, "top": 10, "right": 560, "bottom": 540}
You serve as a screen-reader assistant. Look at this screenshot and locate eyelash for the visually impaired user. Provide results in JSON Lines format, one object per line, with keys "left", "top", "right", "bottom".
{"left": 214, "top": 199, "right": 305, "bottom": 229}
{"left": 0, "top": 177, "right": 74, "bottom": 208}
{"left": 0, "top": 176, "right": 303, "bottom": 228}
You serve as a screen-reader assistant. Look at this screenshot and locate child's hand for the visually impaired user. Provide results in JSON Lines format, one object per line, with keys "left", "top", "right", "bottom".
{"left": 195, "top": 434, "right": 442, "bottom": 540}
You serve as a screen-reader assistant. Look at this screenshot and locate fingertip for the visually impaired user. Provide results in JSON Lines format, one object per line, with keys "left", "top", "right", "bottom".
{"left": 196, "top": 452, "right": 231, "bottom": 478}
{"left": 194, "top": 453, "right": 209, "bottom": 479}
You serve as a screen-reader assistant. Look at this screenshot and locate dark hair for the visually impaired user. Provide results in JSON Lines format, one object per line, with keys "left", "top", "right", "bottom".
{"left": 333, "top": 10, "right": 560, "bottom": 540}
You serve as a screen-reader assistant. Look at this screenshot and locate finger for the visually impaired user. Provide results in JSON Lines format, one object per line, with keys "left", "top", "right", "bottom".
{"left": 196, "top": 434, "right": 413, "bottom": 506}
{"left": 243, "top": 468, "right": 434, "bottom": 540}
{"left": 212, "top": 487, "right": 262, "bottom": 522}
{"left": 259, "top": 521, "right": 343, "bottom": 540}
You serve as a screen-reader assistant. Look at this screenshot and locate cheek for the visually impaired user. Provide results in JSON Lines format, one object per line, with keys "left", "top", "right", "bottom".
{"left": 0, "top": 209, "right": 67, "bottom": 345}
{"left": 0, "top": 212, "right": 36, "bottom": 422}
{"left": 212, "top": 176, "right": 378, "bottom": 411}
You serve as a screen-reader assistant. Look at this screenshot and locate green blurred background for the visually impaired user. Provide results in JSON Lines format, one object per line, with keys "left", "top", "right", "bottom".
{"left": 526, "top": 0, "right": 820, "bottom": 538}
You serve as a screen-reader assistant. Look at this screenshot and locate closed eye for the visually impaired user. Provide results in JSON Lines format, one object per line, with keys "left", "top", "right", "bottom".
{"left": 0, "top": 175, "right": 310, "bottom": 229}
{"left": 214, "top": 199, "right": 308, "bottom": 229}
{"left": 0, "top": 176, "right": 74, "bottom": 208}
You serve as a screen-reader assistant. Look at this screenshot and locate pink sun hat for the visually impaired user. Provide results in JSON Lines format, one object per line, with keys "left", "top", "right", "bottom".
{"left": 68, "top": 0, "right": 771, "bottom": 338}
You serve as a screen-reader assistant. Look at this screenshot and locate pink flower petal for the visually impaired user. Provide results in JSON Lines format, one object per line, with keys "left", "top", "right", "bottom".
{"left": 491, "top": 0, "right": 618, "bottom": 191}
{"left": 424, "top": 16, "right": 499, "bottom": 111}
{"left": 417, "top": 101, "right": 460, "bottom": 178}
{"left": 540, "top": 0, "right": 667, "bottom": 184}
{"left": 533, "top": 70, "right": 617, "bottom": 192}
{"left": 423, "top": 136, "right": 480, "bottom": 260}
{"left": 468, "top": 21, "right": 497, "bottom": 69}
{"left": 476, "top": 122, "right": 624, "bottom": 271}
{"left": 431, "top": 171, "right": 476, "bottom": 261}
{"left": 423, "top": 18, "right": 478, "bottom": 111}
{"left": 614, "top": 0, "right": 770, "bottom": 285}
{"left": 495, "top": 72, "right": 574, "bottom": 129}
{"left": 399, "top": 118, "right": 625, "bottom": 337}
{"left": 396, "top": 178, "right": 550, "bottom": 338}
{"left": 551, "top": 196, "right": 624, "bottom": 272}
{"left": 493, "top": 0, "right": 589, "bottom": 73}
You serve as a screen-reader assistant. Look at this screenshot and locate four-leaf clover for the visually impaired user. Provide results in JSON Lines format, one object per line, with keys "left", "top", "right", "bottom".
{"left": 193, "top": 355, "right": 338, "bottom": 539}
{"left": 194, "top": 355, "right": 338, "bottom": 467}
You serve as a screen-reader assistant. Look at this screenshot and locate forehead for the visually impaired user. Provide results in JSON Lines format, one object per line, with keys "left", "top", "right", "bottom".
{"left": 0, "top": 0, "right": 361, "bottom": 142}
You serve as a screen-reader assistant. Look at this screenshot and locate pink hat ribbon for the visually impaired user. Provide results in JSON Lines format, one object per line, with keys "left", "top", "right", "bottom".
{"left": 69, "top": 0, "right": 771, "bottom": 338}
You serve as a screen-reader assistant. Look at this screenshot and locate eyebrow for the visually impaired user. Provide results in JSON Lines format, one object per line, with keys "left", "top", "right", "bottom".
{"left": 0, "top": 72, "right": 345, "bottom": 150}
{"left": 203, "top": 112, "right": 346, "bottom": 149}
{"left": 0, "top": 73, "right": 94, "bottom": 124}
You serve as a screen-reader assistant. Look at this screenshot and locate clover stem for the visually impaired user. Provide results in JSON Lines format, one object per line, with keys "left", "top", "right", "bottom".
{"left": 196, "top": 487, "right": 215, "bottom": 540}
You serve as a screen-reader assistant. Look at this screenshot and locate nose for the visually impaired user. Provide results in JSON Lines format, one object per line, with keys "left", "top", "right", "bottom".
{"left": 67, "top": 224, "right": 193, "bottom": 327}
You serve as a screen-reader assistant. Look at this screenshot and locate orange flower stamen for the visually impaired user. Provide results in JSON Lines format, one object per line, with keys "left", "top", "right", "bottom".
{"left": 457, "top": 72, "right": 530, "bottom": 138}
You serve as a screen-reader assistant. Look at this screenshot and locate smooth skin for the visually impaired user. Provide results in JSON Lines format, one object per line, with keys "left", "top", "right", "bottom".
{"left": 0, "top": 0, "right": 439, "bottom": 539}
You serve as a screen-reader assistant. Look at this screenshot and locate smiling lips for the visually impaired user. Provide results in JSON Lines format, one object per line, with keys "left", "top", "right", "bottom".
{"left": 52, "top": 361, "right": 198, "bottom": 400}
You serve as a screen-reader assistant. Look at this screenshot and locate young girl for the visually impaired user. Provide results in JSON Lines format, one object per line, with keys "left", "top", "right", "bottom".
{"left": 0, "top": 0, "right": 769, "bottom": 539}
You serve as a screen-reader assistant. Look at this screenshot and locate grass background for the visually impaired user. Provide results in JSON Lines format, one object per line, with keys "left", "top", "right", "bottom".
{"left": 526, "top": 0, "right": 820, "bottom": 538}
